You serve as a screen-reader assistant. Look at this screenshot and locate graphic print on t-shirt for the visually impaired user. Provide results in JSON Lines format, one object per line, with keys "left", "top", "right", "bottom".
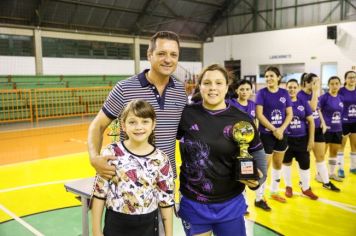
{"left": 271, "top": 109, "right": 283, "bottom": 125}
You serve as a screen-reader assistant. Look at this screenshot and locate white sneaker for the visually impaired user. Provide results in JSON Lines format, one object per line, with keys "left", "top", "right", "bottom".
{"left": 329, "top": 174, "right": 343, "bottom": 182}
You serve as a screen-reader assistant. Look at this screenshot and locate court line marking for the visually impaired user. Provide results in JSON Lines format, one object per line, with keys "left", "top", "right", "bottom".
{"left": 0, "top": 204, "right": 45, "bottom": 236}
{"left": 0, "top": 152, "right": 87, "bottom": 168}
{"left": 1, "top": 180, "right": 355, "bottom": 213}
{"left": 287, "top": 191, "right": 356, "bottom": 214}
{"left": 0, "top": 178, "right": 83, "bottom": 193}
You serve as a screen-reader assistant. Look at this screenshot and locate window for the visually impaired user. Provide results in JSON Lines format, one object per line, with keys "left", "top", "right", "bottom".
{"left": 0, "top": 34, "right": 33, "bottom": 56}
{"left": 180, "top": 47, "right": 201, "bottom": 62}
{"left": 42, "top": 37, "right": 133, "bottom": 59}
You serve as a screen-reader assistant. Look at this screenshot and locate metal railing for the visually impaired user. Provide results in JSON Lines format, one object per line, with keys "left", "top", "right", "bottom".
{"left": 0, "top": 87, "right": 112, "bottom": 124}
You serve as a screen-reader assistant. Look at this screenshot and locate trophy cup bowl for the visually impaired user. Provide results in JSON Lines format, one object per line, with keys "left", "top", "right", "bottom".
{"left": 232, "top": 121, "right": 259, "bottom": 180}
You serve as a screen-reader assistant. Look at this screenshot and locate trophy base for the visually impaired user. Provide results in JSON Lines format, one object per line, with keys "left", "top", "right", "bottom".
{"left": 235, "top": 158, "right": 259, "bottom": 180}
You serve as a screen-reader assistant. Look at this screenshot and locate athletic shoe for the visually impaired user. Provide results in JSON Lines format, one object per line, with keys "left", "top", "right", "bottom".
{"left": 285, "top": 186, "right": 293, "bottom": 198}
{"left": 254, "top": 199, "right": 272, "bottom": 211}
{"left": 301, "top": 188, "right": 318, "bottom": 200}
{"left": 338, "top": 169, "right": 345, "bottom": 178}
{"left": 315, "top": 174, "right": 323, "bottom": 183}
{"left": 350, "top": 168, "right": 356, "bottom": 174}
{"left": 329, "top": 174, "right": 343, "bottom": 182}
{"left": 322, "top": 182, "right": 340, "bottom": 192}
{"left": 270, "top": 193, "right": 286, "bottom": 203}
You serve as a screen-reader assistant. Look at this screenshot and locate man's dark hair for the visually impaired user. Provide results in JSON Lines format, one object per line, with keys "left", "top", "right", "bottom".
{"left": 148, "top": 31, "right": 180, "bottom": 53}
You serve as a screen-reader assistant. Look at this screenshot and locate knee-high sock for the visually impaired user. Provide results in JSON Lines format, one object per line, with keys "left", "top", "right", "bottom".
{"left": 282, "top": 165, "right": 292, "bottom": 187}
{"left": 255, "top": 182, "right": 266, "bottom": 202}
{"left": 299, "top": 168, "right": 310, "bottom": 191}
{"left": 271, "top": 168, "right": 281, "bottom": 193}
{"left": 316, "top": 161, "right": 330, "bottom": 183}
{"left": 337, "top": 152, "right": 344, "bottom": 170}
{"left": 351, "top": 152, "right": 356, "bottom": 169}
{"left": 329, "top": 157, "right": 337, "bottom": 175}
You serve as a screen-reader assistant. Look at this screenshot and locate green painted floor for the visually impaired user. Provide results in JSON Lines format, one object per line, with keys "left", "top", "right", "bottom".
{"left": 0, "top": 206, "right": 279, "bottom": 236}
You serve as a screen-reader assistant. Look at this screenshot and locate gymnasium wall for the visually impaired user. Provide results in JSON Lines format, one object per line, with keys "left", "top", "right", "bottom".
{"left": 0, "top": 57, "right": 202, "bottom": 76}
{"left": 203, "top": 21, "right": 356, "bottom": 83}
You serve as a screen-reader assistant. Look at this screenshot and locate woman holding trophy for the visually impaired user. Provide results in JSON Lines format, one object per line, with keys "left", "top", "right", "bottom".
{"left": 177, "top": 64, "right": 265, "bottom": 236}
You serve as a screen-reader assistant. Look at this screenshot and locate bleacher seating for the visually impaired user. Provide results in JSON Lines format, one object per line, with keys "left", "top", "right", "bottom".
{"left": 0, "top": 74, "right": 128, "bottom": 123}
{"left": 0, "top": 75, "right": 129, "bottom": 90}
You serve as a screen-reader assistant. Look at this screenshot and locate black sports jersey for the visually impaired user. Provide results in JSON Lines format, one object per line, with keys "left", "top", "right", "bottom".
{"left": 177, "top": 103, "right": 263, "bottom": 203}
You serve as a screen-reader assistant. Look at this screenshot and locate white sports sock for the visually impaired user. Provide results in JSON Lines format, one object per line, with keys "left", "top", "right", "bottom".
{"left": 255, "top": 182, "right": 265, "bottom": 202}
{"left": 299, "top": 168, "right": 310, "bottom": 191}
{"left": 351, "top": 152, "right": 356, "bottom": 169}
{"left": 282, "top": 165, "right": 292, "bottom": 187}
{"left": 271, "top": 168, "right": 281, "bottom": 193}
{"left": 337, "top": 152, "right": 344, "bottom": 170}
{"left": 329, "top": 158, "right": 337, "bottom": 175}
{"left": 316, "top": 161, "right": 330, "bottom": 183}
{"left": 243, "top": 190, "right": 248, "bottom": 205}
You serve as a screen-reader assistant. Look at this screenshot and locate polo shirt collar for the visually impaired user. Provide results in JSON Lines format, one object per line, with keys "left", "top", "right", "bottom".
{"left": 138, "top": 69, "right": 176, "bottom": 88}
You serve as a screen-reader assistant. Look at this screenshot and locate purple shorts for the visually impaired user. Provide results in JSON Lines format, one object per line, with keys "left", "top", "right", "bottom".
{"left": 178, "top": 194, "right": 247, "bottom": 236}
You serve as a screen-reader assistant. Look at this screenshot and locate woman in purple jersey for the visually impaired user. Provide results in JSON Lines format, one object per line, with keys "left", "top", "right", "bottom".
{"left": 229, "top": 79, "right": 268, "bottom": 213}
{"left": 255, "top": 66, "right": 293, "bottom": 207}
{"left": 337, "top": 71, "right": 356, "bottom": 177}
{"left": 282, "top": 79, "right": 318, "bottom": 200}
{"left": 229, "top": 79, "right": 256, "bottom": 121}
{"left": 298, "top": 74, "right": 340, "bottom": 191}
{"left": 319, "top": 76, "right": 344, "bottom": 184}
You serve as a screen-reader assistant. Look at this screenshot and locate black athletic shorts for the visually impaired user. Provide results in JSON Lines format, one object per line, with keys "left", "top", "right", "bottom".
{"left": 104, "top": 208, "right": 159, "bottom": 236}
{"left": 324, "top": 131, "right": 343, "bottom": 144}
{"left": 260, "top": 133, "right": 288, "bottom": 155}
{"left": 314, "top": 127, "right": 325, "bottom": 143}
{"left": 283, "top": 136, "right": 310, "bottom": 169}
{"left": 342, "top": 122, "right": 356, "bottom": 135}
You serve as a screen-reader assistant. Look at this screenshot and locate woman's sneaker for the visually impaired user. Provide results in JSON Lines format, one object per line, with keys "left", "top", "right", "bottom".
{"left": 254, "top": 199, "right": 272, "bottom": 211}
{"left": 285, "top": 186, "right": 293, "bottom": 198}
{"left": 301, "top": 188, "right": 318, "bottom": 200}
{"left": 329, "top": 174, "right": 343, "bottom": 182}
{"left": 270, "top": 193, "right": 287, "bottom": 203}
{"left": 322, "top": 182, "right": 340, "bottom": 192}
{"left": 338, "top": 169, "right": 345, "bottom": 178}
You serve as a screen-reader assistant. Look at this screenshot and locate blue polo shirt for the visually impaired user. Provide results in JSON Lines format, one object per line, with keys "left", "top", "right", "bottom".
{"left": 102, "top": 69, "right": 187, "bottom": 177}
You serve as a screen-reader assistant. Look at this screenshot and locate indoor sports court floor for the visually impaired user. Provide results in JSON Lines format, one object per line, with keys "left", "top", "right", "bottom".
{"left": 0, "top": 118, "right": 355, "bottom": 236}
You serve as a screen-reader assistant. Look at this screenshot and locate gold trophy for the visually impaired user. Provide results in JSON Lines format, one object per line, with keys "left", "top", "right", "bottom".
{"left": 232, "top": 121, "right": 259, "bottom": 180}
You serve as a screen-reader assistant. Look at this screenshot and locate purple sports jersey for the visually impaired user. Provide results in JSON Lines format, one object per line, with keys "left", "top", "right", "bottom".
{"left": 228, "top": 99, "right": 256, "bottom": 120}
{"left": 287, "top": 99, "right": 313, "bottom": 137}
{"left": 297, "top": 90, "right": 321, "bottom": 128}
{"left": 338, "top": 87, "right": 356, "bottom": 124}
{"left": 255, "top": 87, "right": 292, "bottom": 134}
{"left": 319, "top": 93, "right": 343, "bottom": 132}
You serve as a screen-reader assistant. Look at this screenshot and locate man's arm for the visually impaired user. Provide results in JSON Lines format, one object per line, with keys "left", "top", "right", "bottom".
{"left": 88, "top": 110, "right": 116, "bottom": 179}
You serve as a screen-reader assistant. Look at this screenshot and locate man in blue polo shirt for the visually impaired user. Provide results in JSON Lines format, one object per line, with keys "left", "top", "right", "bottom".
{"left": 88, "top": 31, "right": 187, "bottom": 179}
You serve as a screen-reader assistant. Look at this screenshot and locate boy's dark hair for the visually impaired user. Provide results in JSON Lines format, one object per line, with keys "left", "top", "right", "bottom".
{"left": 120, "top": 99, "right": 156, "bottom": 145}
{"left": 148, "top": 31, "right": 180, "bottom": 53}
